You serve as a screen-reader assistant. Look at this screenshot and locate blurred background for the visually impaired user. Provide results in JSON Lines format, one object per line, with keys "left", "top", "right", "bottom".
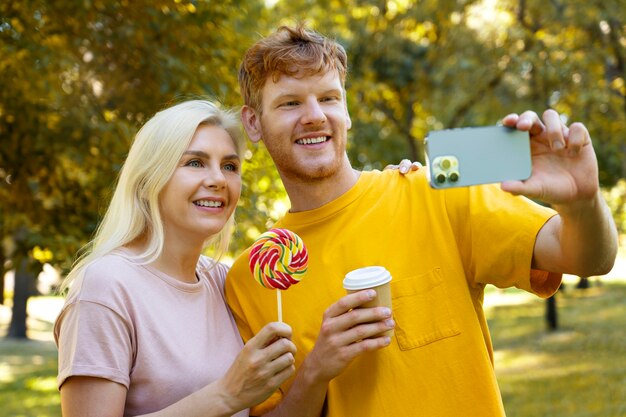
{"left": 1, "top": 0, "right": 625, "bottom": 416}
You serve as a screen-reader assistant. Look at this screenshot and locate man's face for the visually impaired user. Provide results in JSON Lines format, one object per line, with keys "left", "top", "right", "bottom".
{"left": 244, "top": 70, "right": 352, "bottom": 183}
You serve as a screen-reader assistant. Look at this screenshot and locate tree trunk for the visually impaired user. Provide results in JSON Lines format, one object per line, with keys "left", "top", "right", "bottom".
{"left": 0, "top": 262, "right": 5, "bottom": 305}
{"left": 546, "top": 293, "right": 558, "bottom": 331}
{"left": 576, "top": 276, "right": 590, "bottom": 289}
{"left": 6, "top": 258, "right": 40, "bottom": 339}
{"left": 0, "top": 214, "right": 5, "bottom": 305}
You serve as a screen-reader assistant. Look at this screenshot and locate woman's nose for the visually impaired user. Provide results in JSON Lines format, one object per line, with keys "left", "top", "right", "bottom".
{"left": 203, "top": 166, "right": 226, "bottom": 189}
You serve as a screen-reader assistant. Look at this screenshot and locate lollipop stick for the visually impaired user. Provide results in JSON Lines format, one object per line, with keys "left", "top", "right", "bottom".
{"left": 277, "top": 290, "right": 283, "bottom": 323}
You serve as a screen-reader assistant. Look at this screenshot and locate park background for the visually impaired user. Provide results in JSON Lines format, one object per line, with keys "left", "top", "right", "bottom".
{"left": 1, "top": 0, "right": 625, "bottom": 416}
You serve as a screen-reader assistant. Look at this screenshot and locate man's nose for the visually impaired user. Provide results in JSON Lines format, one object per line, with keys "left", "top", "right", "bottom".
{"left": 301, "top": 99, "right": 327, "bottom": 125}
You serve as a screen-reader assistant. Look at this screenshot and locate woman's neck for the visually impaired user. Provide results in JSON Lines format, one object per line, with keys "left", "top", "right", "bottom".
{"left": 127, "top": 236, "right": 202, "bottom": 283}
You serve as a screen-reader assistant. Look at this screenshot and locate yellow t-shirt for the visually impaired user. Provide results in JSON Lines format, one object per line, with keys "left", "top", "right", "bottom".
{"left": 226, "top": 169, "right": 560, "bottom": 416}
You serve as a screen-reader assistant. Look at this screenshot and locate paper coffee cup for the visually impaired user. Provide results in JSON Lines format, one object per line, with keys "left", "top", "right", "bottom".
{"left": 343, "top": 266, "right": 393, "bottom": 338}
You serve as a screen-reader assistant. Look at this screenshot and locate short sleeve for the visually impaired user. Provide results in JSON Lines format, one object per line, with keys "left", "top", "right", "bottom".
{"left": 530, "top": 269, "right": 562, "bottom": 298}
{"left": 55, "top": 300, "right": 134, "bottom": 389}
{"left": 444, "top": 183, "right": 560, "bottom": 295}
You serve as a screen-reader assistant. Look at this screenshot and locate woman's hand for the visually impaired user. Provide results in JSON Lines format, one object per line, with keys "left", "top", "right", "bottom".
{"left": 384, "top": 159, "right": 422, "bottom": 175}
{"left": 214, "top": 322, "right": 296, "bottom": 412}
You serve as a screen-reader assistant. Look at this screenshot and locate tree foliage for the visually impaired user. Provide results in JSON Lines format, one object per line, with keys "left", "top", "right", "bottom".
{"left": 1, "top": 0, "right": 273, "bottom": 270}
{"left": 1, "top": 0, "right": 625, "bottom": 336}
{"left": 271, "top": 0, "right": 626, "bottom": 178}
{"left": 0, "top": 0, "right": 281, "bottom": 337}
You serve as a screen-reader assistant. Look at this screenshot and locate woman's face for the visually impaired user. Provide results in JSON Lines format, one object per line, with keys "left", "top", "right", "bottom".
{"left": 159, "top": 124, "right": 242, "bottom": 244}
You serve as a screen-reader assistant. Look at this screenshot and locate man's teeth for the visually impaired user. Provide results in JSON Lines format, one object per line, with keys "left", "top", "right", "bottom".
{"left": 195, "top": 200, "right": 223, "bottom": 207}
{"left": 298, "top": 136, "right": 327, "bottom": 145}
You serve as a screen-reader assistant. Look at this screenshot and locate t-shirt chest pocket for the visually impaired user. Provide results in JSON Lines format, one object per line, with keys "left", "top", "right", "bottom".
{"left": 391, "top": 268, "right": 461, "bottom": 351}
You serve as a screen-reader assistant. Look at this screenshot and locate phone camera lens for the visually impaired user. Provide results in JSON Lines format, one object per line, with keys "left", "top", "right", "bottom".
{"left": 441, "top": 158, "right": 451, "bottom": 170}
{"left": 436, "top": 173, "right": 447, "bottom": 184}
{"left": 449, "top": 171, "right": 459, "bottom": 182}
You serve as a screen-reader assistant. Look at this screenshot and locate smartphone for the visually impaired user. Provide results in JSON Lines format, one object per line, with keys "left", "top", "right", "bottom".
{"left": 424, "top": 125, "right": 531, "bottom": 189}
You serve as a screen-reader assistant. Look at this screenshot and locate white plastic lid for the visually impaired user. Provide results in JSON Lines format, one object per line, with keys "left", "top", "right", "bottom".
{"left": 343, "top": 266, "right": 392, "bottom": 290}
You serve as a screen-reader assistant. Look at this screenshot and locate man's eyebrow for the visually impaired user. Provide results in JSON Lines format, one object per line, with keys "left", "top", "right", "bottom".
{"left": 271, "top": 88, "right": 343, "bottom": 103}
{"left": 272, "top": 93, "right": 299, "bottom": 101}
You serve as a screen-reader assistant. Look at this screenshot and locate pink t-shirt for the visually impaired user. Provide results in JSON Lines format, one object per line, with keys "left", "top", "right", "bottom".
{"left": 54, "top": 251, "right": 247, "bottom": 417}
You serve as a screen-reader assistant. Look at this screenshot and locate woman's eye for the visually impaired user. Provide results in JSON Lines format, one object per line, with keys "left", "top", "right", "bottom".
{"left": 186, "top": 159, "right": 203, "bottom": 168}
{"left": 223, "top": 163, "right": 239, "bottom": 172}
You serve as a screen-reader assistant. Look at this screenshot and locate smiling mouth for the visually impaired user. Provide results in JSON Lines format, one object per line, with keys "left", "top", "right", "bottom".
{"left": 194, "top": 200, "right": 223, "bottom": 208}
{"left": 296, "top": 136, "right": 329, "bottom": 145}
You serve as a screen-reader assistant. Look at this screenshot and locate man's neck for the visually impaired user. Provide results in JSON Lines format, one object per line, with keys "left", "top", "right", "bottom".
{"left": 283, "top": 164, "right": 361, "bottom": 212}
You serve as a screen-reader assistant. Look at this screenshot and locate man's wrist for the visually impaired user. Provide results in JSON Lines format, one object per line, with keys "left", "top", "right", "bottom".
{"left": 298, "top": 354, "right": 332, "bottom": 389}
{"left": 553, "top": 189, "right": 603, "bottom": 218}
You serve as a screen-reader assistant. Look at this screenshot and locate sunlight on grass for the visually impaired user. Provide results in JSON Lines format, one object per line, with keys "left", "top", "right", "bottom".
{"left": 0, "top": 362, "right": 13, "bottom": 383}
{"left": 26, "top": 376, "right": 58, "bottom": 392}
{"left": 489, "top": 281, "right": 626, "bottom": 417}
{"left": 1, "top": 276, "right": 625, "bottom": 417}
{"left": 0, "top": 338, "right": 61, "bottom": 417}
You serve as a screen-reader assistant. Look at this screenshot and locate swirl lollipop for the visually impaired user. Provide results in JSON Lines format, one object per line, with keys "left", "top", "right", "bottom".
{"left": 249, "top": 228, "right": 308, "bottom": 321}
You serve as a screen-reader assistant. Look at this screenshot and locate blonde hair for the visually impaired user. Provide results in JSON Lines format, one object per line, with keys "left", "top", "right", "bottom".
{"left": 59, "top": 100, "right": 245, "bottom": 293}
{"left": 239, "top": 24, "right": 348, "bottom": 111}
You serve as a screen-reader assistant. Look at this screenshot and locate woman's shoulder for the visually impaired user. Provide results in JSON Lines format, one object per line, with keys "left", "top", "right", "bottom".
{"left": 75, "top": 251, "right": 145, "bottom": 296}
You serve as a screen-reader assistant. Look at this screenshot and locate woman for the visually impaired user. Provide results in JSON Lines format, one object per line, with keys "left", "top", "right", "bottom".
{"left": 54, "top": 100, "right": 297, "bottom": 417}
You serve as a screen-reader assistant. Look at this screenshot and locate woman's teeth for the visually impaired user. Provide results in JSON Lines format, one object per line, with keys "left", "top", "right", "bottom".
{"left": 194, "top": 200, "right": 222, "bottom": 207}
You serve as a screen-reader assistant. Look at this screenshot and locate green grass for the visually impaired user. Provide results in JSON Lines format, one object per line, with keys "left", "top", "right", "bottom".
{"left": 1, "top": 294, "right": 61, "bottom": 417}
{"left": 0, "top": 339, "right": 60, "bottom": 417}
{"left": 1, "top": 282, "right": 625, "bottom": 417}
{"left": 487, "top": 280, "right": 626, "bottom": 417}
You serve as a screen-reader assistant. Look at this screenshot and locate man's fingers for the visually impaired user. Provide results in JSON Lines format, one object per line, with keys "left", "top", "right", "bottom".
{"left": 501, "top": 113, "right": 519, "bottom": 127}
{"left": 517, "top": 110, "right": 545, "bottom": 136}
{"left": 566, "top": 122, "right": 590, "bottom": 156}
{"left": 324, "top": 290, "right": 377, "bottom": 317}
{"left": 340, "top": 333, "right": 393, "bottom": 358}
{"left": 321, "top": 305, "right": 394, "bottom": 346}
{"left": 542, "top": 109, "right": 566, "bottom": 150}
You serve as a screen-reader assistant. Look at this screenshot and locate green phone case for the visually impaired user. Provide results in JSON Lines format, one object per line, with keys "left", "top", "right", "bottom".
{"left": 425, "top": 126, "right": 531, "bottom": 189}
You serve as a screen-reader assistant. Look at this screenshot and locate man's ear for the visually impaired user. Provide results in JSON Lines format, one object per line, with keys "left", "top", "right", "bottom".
{"left": 345, "top": 104, "right": 352, "bottom": 131}
{"left": 241, "top": 105, "right": 262, "bottom": 143}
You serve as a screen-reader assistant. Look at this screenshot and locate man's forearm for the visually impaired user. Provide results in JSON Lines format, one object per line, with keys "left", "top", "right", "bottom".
{"left": 263, "top": 356, "right": 329, "bottom": 417}
{"left": 552, "top": 190, "right": 618, "bottom": 276}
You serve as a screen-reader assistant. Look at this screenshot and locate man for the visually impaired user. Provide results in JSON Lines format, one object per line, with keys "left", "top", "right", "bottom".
{"left": 225, "top": 24, "right": 618, "bottom": 416}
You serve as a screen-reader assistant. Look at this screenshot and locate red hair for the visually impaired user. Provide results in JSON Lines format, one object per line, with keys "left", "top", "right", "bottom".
{"left": 239, "top": 24, "right": 348, "bottom": 111}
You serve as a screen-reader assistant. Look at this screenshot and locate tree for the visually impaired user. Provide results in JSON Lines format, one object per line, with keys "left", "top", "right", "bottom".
{"left": 0, "top": 0, "right": 277, "bottom": 337}
{"left": 2, "top": 0, "right": 624, "bottom": 338}
{"left": 270, "top": 0, "right": 626, "bottom": 182}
